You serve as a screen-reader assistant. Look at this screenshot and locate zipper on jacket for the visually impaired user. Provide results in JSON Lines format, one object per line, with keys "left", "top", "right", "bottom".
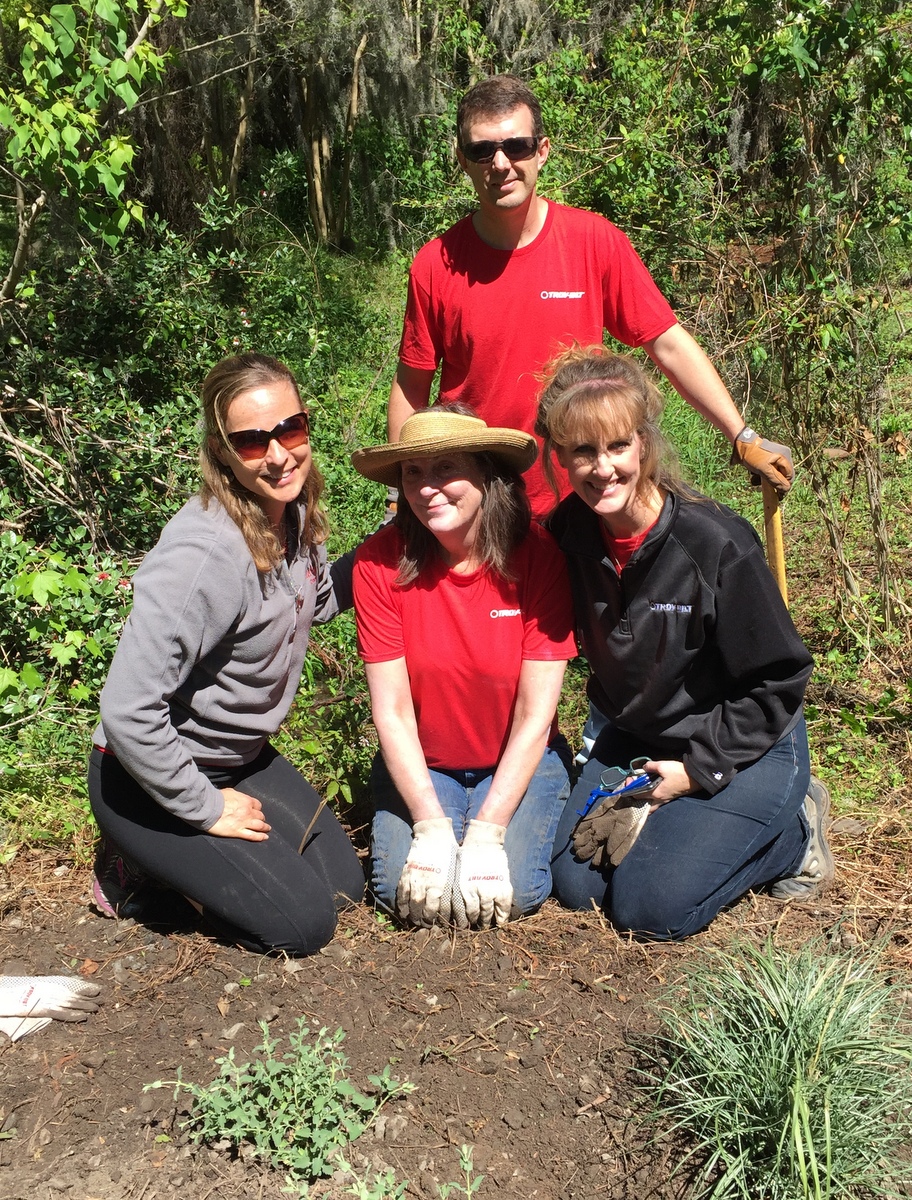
{"left": 602, "top": 555, "right": 631, "bottom": 637}
{"left": 618, "top": 574, "right": 631, "bottom": 636}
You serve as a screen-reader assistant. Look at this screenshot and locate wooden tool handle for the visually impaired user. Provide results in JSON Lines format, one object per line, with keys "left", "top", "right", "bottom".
{"left": 761, "top": 477, "right": 789, "bottom": 608}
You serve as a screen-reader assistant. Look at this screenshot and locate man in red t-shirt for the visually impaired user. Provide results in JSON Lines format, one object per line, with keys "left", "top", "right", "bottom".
{"left": 389, "top": 74, "right": 793, "bottom": 520}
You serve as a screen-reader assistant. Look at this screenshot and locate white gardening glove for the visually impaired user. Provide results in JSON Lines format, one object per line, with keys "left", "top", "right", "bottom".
{"left": 458, "top": 819, "right": 513, "bottom": 928}
{"left": 396, "top": 818, "right": 459, "bottom": 927}
{"left": 0, "top": 975, "right": 102, "bottom": 1020}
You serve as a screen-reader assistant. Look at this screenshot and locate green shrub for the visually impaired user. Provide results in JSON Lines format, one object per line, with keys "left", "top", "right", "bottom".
{"left": 0, "top": 712, "right": 94, "bottom": 861}
{"left": 0, "top": 532, "right": 134, "bottom": 717}
{"left": 147, "top": 1020, "right": 413, "bottom": 1191}
{"left": 642, "top": 939, "right": 912, "bottom": 1199}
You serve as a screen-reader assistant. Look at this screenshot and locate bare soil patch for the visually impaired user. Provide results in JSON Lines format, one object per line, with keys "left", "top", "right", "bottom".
{"left": 1, "top": 826, "right": 909, "bottom": 1200}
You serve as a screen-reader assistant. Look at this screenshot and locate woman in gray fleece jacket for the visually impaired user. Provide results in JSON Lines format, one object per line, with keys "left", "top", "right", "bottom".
{"left": 88, "top": 353, "right": 364, "bottom": 954}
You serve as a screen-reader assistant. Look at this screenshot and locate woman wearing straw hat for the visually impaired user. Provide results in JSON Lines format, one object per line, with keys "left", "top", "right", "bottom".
{"left": 351, "top": 405, "right": 577, "bottom": 928}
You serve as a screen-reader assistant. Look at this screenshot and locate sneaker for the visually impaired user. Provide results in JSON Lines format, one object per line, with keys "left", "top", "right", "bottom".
{"left": 92, "top": 838, "right": 146, "bottom": 918}
{"left": 770, "top": 776, "right": 835, "bottom": 901}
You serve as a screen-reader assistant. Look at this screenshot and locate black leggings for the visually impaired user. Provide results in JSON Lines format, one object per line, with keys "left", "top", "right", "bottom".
{"left": 88, "top": 744, "right": 365, "bottom": 955}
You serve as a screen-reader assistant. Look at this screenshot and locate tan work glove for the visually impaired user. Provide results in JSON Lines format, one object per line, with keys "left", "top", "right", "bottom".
{"left": 731, "top": 426, "right": 794, "bottom": 495}
{"left": 572, "top": 791, "right": 651, "bottom": 868}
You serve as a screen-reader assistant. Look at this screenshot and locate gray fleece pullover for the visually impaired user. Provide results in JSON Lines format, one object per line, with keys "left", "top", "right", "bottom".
{"left": 94, "top": 496, "right": 352, "bottom": 830}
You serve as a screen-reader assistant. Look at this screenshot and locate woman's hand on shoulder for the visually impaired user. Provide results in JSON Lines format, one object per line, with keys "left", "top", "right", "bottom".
{"left": 644, "top": 760, "right": 694, "bottom": 809}
{"left": 208, "top": 788, "right": 271, "bottom": 840}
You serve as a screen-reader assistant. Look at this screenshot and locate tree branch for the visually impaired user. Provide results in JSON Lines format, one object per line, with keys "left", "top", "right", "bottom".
{"left": 0, "top": 191, "right": 46, "bottom": 303}
{"left": 124, "top": 0, "right": 165, "bottom": 63}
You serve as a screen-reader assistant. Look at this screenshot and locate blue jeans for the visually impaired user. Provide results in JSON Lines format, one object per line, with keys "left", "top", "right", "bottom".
{"left": 371, "top": 742, "right": 571, "bottom": 919}
{"left": 551, "top": 719, "right": 811, "bottom": 940}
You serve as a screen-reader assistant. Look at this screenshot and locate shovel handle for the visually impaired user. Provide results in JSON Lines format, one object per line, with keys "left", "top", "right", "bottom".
{"left": 761, "top": 477, "right": 789, "bottom": 608}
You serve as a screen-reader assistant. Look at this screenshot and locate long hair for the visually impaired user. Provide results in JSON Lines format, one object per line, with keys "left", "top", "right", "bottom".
{"left": 395, "top": 403, "right": 531, "bottom": 586}
{"left": 535, "top": 345, "right": 683, "bottom": 504}
{"left": 199, "top": 353, "right": 329, "bottom": 573}
{"left": 456, "top": 74, "right": 544, "bottom": 142}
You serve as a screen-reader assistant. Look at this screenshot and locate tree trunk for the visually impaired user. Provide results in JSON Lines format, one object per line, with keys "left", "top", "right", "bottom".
{"left": 301, "top": 60, "right": 332, "bottom": 243}
{"left": 332, "top": 32, "right": 368, "bottom": 247}
{"left": 228, "top": 0, "right": 260, "bottom": 201}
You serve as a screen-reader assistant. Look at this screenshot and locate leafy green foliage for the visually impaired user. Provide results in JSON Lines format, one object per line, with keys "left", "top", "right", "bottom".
{"left": 642, "top": 939, "right": 912, "bottom": 1199}
{"left": 0, "top": 531, "right": 134, "bottom": 717}
{"left": 276, "top": 660, "right": 375, "bottom": 813}
{"left": 0, "top": 0, "right": 187, "bottom": 272}
{"left": 521, "top": 1, "right": 912, "bottom": 625}
{"left": 0, "top": 713, "right": 93, "bottom": 861}
{"left": 3, "top": 195, "right": 395, "bottom": 555}
{"left": 146, "top": 1021, "right": 414, "bottom": 1190}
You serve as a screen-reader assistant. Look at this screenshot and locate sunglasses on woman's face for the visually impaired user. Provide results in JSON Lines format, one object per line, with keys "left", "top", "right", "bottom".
{"left": 460, "top": 136, "right": 540, "bottom": 164}
{"left": 225, "top": 411, "right": 310, "bottom": 461}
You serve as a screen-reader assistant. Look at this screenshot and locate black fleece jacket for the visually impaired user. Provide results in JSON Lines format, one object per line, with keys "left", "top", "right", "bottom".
{"left": 547, "top": 490, "right": 813, "bottom": 795}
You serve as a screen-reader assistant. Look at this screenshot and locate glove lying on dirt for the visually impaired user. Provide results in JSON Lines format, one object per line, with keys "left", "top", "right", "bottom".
{"left": 731, "top": 426, "right": 794, "bottom": 495}
{"left": 457, "top": 819, "right": 512, "bottom": 928}
{"left": 0, "top": 975, "right": 103, "bottom": 1042}
{"left": 572, "top": 791, "right": 651, "bottom": 869}
{"left": 396, "top": 817, "right": 459, "bottom": 927}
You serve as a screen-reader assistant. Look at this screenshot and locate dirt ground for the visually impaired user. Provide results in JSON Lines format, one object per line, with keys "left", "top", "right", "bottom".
{"left": 0, "top": 816, "right": 909, "bottom": 1200}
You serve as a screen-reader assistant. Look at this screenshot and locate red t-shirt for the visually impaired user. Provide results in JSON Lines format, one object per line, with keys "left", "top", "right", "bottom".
{"left": 353, "top": 522, "right": 577, "bottom": 770}
{"left": 399, "top": 202, "right": 677, "bottom": 518}
{"left": 599, "top": 519, "right": 658, "bottom": 571}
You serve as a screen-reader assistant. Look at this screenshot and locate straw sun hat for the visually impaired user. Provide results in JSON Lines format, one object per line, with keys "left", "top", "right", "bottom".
{"left": 351, "top": 409, "right": 538, "bottom": 488}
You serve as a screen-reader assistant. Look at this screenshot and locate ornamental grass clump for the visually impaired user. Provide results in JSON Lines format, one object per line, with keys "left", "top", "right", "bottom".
{"left": 147, "top": 1020, "right": 413, "bottom": 1189}
{"left": 642, "top": 938, "right": 912, "bottom": 1199}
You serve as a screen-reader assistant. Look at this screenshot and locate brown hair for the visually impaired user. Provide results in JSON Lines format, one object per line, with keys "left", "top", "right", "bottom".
{"left": 199, "top": 353, "right": 329, "bottom": 573}
{"left": 394, "top": 403, "right": 531, "bottom": 585}
{"left": 456, "top": 74, "right": 544, "bottom": 144}
{"left": 535, "top": 345, "right": 682, "bottom": 503}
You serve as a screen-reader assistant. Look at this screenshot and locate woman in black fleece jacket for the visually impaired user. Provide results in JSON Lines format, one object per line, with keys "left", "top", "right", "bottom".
{"left": 536, "top": 346, "right": 832, "bottom": 940}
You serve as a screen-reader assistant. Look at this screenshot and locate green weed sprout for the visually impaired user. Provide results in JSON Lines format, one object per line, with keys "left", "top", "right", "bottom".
{"left": 438, "top": 1144, "right": 485, "bottom": 1198}
{"left": 335, "top": 1144, "right": 484, "bottom": 1200}
{"left": 641, "top": 939, "right": 912, "bottom": 1199}
{"left": 335, "top": 1157, "right": 409, "bottom": 1199}
{"left": 146, "top": 1020, "right": 414, "bottom": 1189}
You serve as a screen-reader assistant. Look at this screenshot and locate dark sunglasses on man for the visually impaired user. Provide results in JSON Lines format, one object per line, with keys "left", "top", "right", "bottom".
{"left": 460, "top": 136, "right": 540, "bottom": 164}
{"left": 226, "top": 411, "right": 311, "bottom": 461}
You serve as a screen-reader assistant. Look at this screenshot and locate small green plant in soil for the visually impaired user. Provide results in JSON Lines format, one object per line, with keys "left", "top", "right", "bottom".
{"left": 641, "top": 939, "right": 912, "bottom": 1199}
{"left": 146, "top": 1020, "right": 413, "bottom": 1191}
{"left": 437, "top": 1143, "right": 485, "bottom": 1198}
{"left": 335, "top": 1157, "right": 410, "bottom": 1199}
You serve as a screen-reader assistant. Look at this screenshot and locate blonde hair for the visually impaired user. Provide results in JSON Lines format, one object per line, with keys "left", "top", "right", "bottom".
{"left": 535, "top": 345, "right": 681, "bottom": 503}
{"left": 199, "top": 353, "right": 329, "bottom": 572}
